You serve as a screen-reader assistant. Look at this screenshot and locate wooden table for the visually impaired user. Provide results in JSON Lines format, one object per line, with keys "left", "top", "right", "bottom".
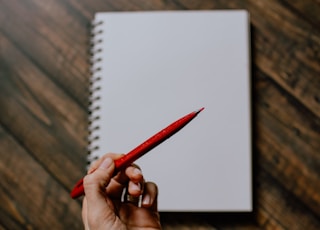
{"left": 1, "top": 1, "right": 319, "bottom": 229}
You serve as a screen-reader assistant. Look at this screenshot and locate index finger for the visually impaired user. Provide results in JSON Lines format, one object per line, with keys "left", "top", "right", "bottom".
{"left": 87, "top": 153, "right": 124, "bottom": 174}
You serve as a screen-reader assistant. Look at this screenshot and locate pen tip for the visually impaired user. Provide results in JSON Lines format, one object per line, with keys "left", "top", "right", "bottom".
{"left": 196, "top": 107, "right": 205, "bottom": 114}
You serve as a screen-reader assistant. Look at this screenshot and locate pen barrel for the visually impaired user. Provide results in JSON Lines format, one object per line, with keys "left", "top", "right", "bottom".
{"left": 70, "top": 108, "right": 203, "bottom": 199}
{"left": 114, "top": 110, "right": 200, "bottom": 171}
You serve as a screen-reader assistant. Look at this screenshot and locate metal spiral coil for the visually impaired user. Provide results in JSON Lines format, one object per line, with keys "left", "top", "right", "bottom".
{"left": 87, "top": 18, "right": 104, "bottom": 163}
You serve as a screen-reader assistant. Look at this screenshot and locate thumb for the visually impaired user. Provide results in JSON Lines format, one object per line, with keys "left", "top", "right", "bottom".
{"left": 83, "top": 157, "right": 115, "bottom": 226}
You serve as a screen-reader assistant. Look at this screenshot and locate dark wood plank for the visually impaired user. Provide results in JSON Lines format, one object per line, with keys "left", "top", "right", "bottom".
{"left": 0, "top": 0, "right": 90, "bottom": 108}
{"left": 0, "top": 32, "right": 87, "bottom": 187}
{"left": 248, "top": 0, "right": 320, "bottom": 117}
{"left": 253, "top": 72, "right": 320, "bottom": 229}
{"left": 255, "top": 169, "right": 320, "bottom": 230}
{"left": 0, "top": 124, "right": 83, "bottom": 229}
{"left": 280, "top": 0, "right": 320, "bottom": 28}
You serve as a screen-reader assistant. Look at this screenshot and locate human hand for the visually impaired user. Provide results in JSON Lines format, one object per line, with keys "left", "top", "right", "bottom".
{"left": 82, "top": 153, "right": 161, "bottom": 230}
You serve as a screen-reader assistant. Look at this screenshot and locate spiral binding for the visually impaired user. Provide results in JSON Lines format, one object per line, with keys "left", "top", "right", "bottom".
{"left": 87, "top": 18, "right": 104, "bottom": 165}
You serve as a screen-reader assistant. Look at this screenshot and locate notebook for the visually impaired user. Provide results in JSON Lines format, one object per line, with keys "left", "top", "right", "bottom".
{"left": 88, "top": 10, "right": 251, "bottom": 212}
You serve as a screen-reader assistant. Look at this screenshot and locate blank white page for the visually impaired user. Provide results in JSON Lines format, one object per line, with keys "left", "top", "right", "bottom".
{"left": 89, "top": 10, "right": 251, "bottom": 212}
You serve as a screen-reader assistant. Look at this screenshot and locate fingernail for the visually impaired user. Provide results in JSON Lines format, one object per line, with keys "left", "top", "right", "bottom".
{"left": 131, "top": 182, "right": 141, "bottom": 191}
{"left": 99, "top": 158, "right": 113, "bottom": 170}
{"left": 142, "top": 194, "right": 151, "bottom": 206}
{"left": 133, "top": 168, "right": 142, "bottom": 176}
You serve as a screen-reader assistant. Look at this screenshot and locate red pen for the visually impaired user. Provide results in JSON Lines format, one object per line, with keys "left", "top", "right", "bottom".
{"left": 70, "top": 107, "right": 204, "bottom": 199}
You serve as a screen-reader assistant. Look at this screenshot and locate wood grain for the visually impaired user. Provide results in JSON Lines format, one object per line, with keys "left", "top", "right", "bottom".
{"left": 0, "top": 0, "right": 319, "bottom": 229}
{"left": 0, "top": 124, "right": 83, "bottom": 229}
